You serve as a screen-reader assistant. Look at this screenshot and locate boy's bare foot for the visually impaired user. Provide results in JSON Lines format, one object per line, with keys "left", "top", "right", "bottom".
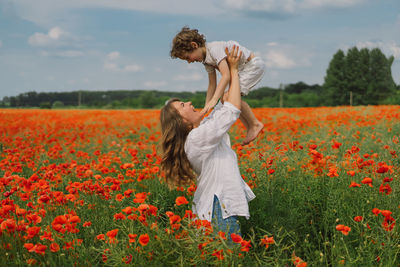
{"left": 242, "top": 122, "right": 264, "bottom": 145}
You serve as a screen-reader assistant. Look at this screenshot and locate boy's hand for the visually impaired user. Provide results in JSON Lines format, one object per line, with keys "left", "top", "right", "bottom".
{"left": 225, "top": 45, "right": 242, "bottom": 71}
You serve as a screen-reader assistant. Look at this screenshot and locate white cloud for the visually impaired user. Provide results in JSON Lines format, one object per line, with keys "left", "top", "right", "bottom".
{"left": 39, "top": 49, "right": 84, "bottom": 57}
{"left": 144, "top": 81, "right": 167, "bottom": 88}
{"left": 267, "top": 42, "right": 279, "bottom": 47}
{"left": 301, "top": 0, "right": 365, "bottom": 9}
{"left": 10, "top": 0, "right": 367, "bottom": 28}
{"left": 220, "top": 0, "right": 366, "bottom": 15}
{"left": 28, "top": 26, "right": 69, "bottom": 47}
{"left": 173, "top": 73, "right": 203, "bottom": 81}
{"left": 48, "top": 27, "right": 62, "bottom": 39}
{"left": 107, "top": 51, "right": 120, "bottom": 61}
{"left": 123, "top": 64, "right": 142, "bottom": 72}
{"left": 103, "top": 62, "right": 120, "bottom": 72}
{"left": 264, "top": 50, "right": 296, "bottom": 69}
{"left": 10, "top": 0, "right": 222, "bottom": 28}
{"left": 266, "top": 70, "right": 279, "bottom": 79}
{"left": 103, "top": 51, "right": 143, "bottom": 72}
{"left": 187, "top": 64, "right": 202, "bottom": 70}
{"left": 356, "top": 41, "right": 400, "bottom": 59}
{"left": 56, "top": 50, "right": 84, "bottom": 57}
{"left": 40, "top": 50, "right": 49, "bottom": 56}
{"left": 221, "top": 0, "right": 296, "bottom": 13}
{"left": 262, "top": 42, "right": 312, "bottom": 69}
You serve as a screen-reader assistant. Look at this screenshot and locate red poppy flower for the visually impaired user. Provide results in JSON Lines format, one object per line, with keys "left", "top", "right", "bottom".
{"left": 218, "top": 231, "right": 226, "bottom": 240}
{"left": 114, "top": 213, "right": 126, "bottom": 220}
{"left": 139, "top": 234, "right": 150, "bottom": 246}
{"left": 133, "top": 192, "right": 148, "bottom": 203}
{"left": 50, "top": 243, "right": 60, "bottom": 252}
{"left": 128, "top": 234, "right": 137, "bottom": 243}
{"left": 361, "top": 177, "right": 373, "bottom": 187}
{"left": 379, "top": 183, "right": 392, "bottom": 195}
{"left": 175, "top": 196, "right": 189, "bottom": 206}
{"left": 336, "top": 224, "right": 351, "bottom": 235}
{"left": 349, "top": 181, "right": 361, "bottom": 188}
{"left": 83, "top": 221, "right": 92, "bottom": 227}
{"left": 212, "top": 249, "right": 224, "bottom": 260}
{"left": 240, "top": 239, "right": 252, "bottom": 252}
{"left": 372, "top": 208, "right": 381, "bottom": 216}
{"left": 231, "top": 233, "right": 243, "bottom": 243}
{"left": 261, "top": 235, "right": 275, "bottom": 249}
{"left": 106, "top": 229, "right": 118, "bottom": 239}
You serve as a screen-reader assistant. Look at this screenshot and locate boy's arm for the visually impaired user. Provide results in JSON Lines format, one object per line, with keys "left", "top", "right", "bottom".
{"left": 202, "top": 59, "right": 231, "bottom": 113}
{"left": 205, "top": 70, "right": 217, "bottom": 105}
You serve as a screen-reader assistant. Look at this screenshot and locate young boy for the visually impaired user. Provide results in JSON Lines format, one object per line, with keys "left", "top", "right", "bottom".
{"left": 170, "top": 27, "right": 265, "bottom": 145}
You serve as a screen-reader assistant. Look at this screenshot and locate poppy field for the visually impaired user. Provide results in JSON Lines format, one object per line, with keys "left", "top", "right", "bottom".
{"left": 0, "top": 106, "right": 399, "bottom": 266}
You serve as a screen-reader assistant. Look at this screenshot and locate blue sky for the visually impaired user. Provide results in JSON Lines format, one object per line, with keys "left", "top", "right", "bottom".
{"left": 0, "top": 0, "right": 399, "bottom": 98}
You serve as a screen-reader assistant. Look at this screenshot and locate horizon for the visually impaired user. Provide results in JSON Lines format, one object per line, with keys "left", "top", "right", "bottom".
{"left": 0, "top": 0, "right": 399, "bottom": 99}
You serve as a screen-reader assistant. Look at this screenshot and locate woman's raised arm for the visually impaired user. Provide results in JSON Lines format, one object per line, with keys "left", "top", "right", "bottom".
{"left": 224, "top": 45, "right": 242, "bottom": 110}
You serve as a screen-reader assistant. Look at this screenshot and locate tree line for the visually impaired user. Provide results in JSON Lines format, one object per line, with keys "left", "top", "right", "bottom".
{"left": 1, "top": 47, "right": 399, "bottom": 109}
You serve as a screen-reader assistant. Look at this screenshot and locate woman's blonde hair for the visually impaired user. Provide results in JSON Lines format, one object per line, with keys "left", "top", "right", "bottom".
{"left": 160, "top": 98, "right": 196, "bottom": 187}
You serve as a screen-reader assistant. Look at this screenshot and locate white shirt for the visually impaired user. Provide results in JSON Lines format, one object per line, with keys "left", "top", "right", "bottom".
{"left": 203, "top": 41, "right": 252, "bottom": 73}
{"left": 185, "top": 102, "right": 256, "bottom": 222}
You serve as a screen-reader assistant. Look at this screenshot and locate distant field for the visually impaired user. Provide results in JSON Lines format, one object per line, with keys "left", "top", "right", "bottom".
{"left": 0, "top": 106, "right": 399, "bottom": 266}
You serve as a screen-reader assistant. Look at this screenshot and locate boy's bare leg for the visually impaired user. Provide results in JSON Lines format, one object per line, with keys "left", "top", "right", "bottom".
{"left": 239, "top": 113, "right": 249, "bottom": 131}
{"left": 241, "top": 100, "right": 263, "bottom": 145}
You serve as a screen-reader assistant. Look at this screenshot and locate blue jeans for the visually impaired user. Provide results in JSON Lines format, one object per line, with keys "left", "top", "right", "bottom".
{"left": 211, "top": 195, "right": 241, "bottom": 242}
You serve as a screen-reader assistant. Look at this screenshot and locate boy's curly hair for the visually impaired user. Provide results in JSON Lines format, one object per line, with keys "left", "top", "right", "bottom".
{"left": 170, "top": 26, "right": 206, "bottom": 59}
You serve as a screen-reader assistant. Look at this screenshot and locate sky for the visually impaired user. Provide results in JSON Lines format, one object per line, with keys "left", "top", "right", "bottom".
{"left": 0, "top": 0, "right": 399, "bottom": 98}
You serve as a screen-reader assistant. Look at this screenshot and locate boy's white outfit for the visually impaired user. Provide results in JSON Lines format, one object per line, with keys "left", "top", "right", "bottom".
{"left": 185, "top": 101, "right": 256, "bottom": 222}
{"left": 203, "top": 40, "right": 265, "bottom": 96}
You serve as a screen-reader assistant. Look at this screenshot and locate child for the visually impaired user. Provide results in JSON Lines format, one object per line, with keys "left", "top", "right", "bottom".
{"left": 170, "top": 26, "right": 265, "bottom": 145}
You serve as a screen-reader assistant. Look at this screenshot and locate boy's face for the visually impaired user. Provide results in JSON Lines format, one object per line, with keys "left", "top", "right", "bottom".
{"left": 179, "top": 42, "right": 205, "bottom": 64}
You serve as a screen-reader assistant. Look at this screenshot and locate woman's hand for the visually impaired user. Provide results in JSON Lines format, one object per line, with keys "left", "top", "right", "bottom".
{"left": 201, "top": 98, "right": 218, "bottom": 115}
{"left": 224, "top": 45, "right": 241, "bottom": 110}
{"left": 225, "top": 45, "right": 242, "bottom": 72}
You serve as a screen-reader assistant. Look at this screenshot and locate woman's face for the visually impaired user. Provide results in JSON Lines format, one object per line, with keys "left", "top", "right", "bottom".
{"left": 172, "top": 101, "right": 202, "bottom": 127}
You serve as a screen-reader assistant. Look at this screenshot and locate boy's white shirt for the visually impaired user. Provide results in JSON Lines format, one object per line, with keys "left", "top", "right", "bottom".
{"left": 185, "top": 101, "right": 256, "bottom": 222}
{"left": 203, "top": 41, "right": 252, "bottom": 73}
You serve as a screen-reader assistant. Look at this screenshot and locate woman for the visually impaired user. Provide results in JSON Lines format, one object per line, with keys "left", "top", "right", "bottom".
{"left": 160, "top": 46, "right": 255, "bottom": 240}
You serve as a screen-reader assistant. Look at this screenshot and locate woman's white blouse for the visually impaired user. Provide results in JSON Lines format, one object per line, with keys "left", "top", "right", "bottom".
{"left": 185, "top": 102, "right": 256, "bottom": 222}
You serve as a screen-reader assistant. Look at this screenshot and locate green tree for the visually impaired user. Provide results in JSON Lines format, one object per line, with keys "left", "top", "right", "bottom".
{"left": 323, "top": 47, "right": 396, "bottom": 106}
{"left": 346, "top": 47, "right": 365, "bottom": 105}
{"left": 52, "top": 101, "right": 64, "bottom": 108}
{"left": 39, "top": 101, "right": 51, "bottom": 109}
{"left": 139, "top": 91, "right": 158, "bottom": 108}
{"left": 323, "top": 49, "right": 347, "bottom": 106}
{"left": 190, "top": 93, "right": 206, "bottom": 108}
{"left": 367, "top": 48, "right": 396, "bottom": 104}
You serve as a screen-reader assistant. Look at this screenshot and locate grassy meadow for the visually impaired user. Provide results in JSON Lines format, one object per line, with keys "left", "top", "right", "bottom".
{"left": 0, "top": 106, "right": 399, "bottom": 266}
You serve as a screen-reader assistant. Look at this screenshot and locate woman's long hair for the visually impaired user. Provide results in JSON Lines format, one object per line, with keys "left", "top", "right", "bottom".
{"left": 160, "top": 98, "right": 196, "bottom": 187}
